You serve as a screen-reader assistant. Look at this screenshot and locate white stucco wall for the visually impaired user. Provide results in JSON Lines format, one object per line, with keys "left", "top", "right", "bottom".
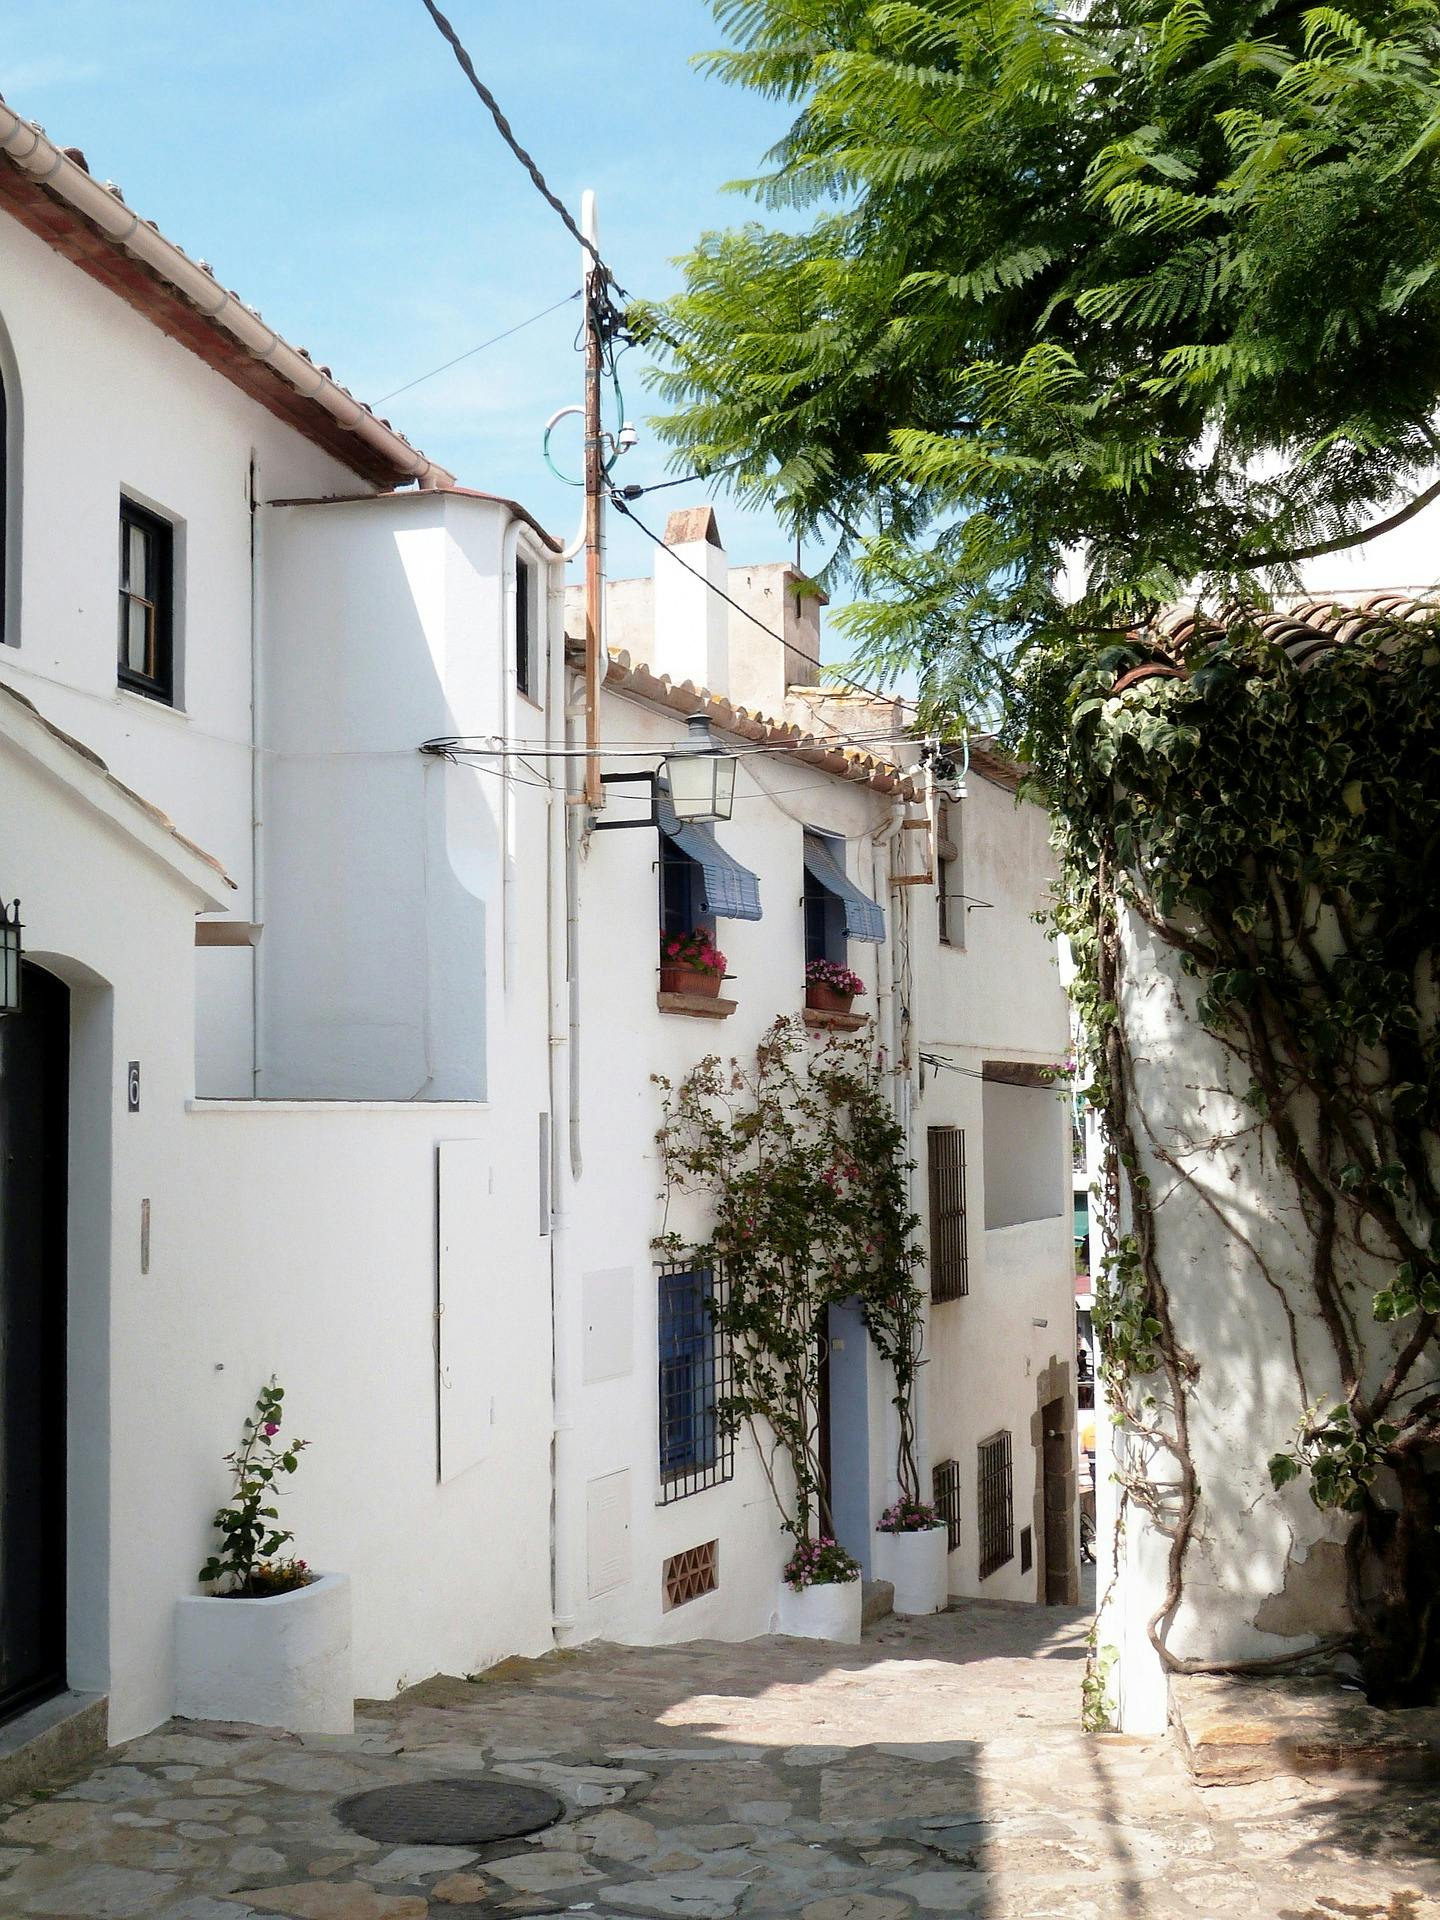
{"left": 0, "top": 217, "right": 379, "bottom": 1097}
{"left": 914, "top": 771, "right": 1080, "bottom": 1605}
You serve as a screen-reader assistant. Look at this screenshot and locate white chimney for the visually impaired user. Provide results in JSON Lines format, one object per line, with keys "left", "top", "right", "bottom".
{"left": 653, "top": 506, "right": 729, "bottom": 695}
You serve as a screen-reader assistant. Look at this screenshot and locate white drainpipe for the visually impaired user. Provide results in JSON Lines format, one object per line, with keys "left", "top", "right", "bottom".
{"left": 0, "top": 109, "right": 455, "bottom": 490}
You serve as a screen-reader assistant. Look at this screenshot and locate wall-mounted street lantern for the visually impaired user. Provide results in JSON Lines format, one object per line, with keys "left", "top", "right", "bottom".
{"left": 664, "top": 714, "right": 736, "bottom": 824}
{"left": 0, "top": 898, "right": 22, "bottom": 1015}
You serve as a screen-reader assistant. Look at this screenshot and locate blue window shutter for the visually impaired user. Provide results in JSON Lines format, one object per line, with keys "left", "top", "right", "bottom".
{"left": 802, "top": 832, "right": 885, "bottom": 943}
{"left": 656, "top": 794, "right": 763, "bottom": 922}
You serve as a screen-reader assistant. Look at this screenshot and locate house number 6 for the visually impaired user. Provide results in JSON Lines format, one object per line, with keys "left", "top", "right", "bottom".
{"left": 127, "top": 1061, "right": 140, "bottom": 1113}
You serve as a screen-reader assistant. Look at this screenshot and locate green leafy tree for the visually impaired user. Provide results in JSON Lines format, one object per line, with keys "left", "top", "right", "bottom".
{"left": 640, "top": 0, "right": 1440, "bottom": 709}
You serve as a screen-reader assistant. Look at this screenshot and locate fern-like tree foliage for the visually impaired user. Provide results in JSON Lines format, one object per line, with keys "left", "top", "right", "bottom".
{"left": 639, "top": 0, "right": 1440, "bottom": 710}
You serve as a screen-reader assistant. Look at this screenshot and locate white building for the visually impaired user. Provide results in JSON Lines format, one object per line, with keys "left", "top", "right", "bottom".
{"left": 0, "top": 103, "right": 1075, "bottom": 1769}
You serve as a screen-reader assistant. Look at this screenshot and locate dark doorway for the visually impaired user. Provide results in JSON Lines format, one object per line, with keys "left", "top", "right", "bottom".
{"left": 1041, "top": 1396, "right": 1075, "bottom": 1605}
{"left": 0, "top": 962, "right": 69, "bottom": 1722}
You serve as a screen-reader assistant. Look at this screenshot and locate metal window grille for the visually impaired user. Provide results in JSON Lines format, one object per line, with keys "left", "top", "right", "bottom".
{"left": 927, "top": 1126, "right": 970, "bottom": 1301}
{"left": 977, "top": 1430, "right": 1014, "bottom": 1579}
{"left": 662, "top": 1540, "right": 719, "bottom": 1609}
{"left": 657, "top": 1262, "right": 734, "bottom": 1503}
{"left": 932, "top": 1457, "right": 962, "bottom": 1551}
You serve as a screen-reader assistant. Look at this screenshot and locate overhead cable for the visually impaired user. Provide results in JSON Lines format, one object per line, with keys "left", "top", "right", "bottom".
{"left": 417, "top": 0, "right": 607, "bottom": 274}
{"left": 377, "top": 291, "right": 580, "bottom": 403}
{"left": 609, "top": 491, "right": 900, "bottom": 709}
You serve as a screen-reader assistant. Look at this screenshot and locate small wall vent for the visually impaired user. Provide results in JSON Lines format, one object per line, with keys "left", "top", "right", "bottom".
{"left": 663, "top": 1540, "right": 719, "bottom": 1610}
{"left": 1020, "top": 1524, "right": 1033, "bottom": 1574}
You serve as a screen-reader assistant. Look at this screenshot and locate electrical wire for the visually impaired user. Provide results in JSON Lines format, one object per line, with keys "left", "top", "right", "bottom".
{"left": 376, "top": 292, "right": 580, "bottom": 404}
{"left": 610, "top": 491, "right": 902, "bottom": 709}
{"left": 417, "top": 0, "right": 604, "bottom": 273}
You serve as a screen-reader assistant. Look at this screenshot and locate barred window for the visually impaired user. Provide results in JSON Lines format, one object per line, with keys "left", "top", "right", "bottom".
{"left": 978, "top": 1429, "right": 1014, "bottom": 1579}
{"left": 657, "top": 1262, "right": 734, "bottom": 1502}
{"left": 932, "top": 1457, "right": 962, "bottom": 1551}
{"left": 927, "top": 1126, "right": 970, "bottom": 1301}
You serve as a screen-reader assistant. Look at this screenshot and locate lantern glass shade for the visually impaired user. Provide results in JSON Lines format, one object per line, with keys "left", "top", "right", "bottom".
{"left": 0, "top": 900, "right": 21, "bottom": 1016}
{"left": 665, "top": 716, "right": 737, "bottom": 823}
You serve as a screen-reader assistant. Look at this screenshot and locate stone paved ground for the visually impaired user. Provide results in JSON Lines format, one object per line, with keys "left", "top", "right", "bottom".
{"left": 1, "top": 1596, "right": 1437, "bottom": 1919}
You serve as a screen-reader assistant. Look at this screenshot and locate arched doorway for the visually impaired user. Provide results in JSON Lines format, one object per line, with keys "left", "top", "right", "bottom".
{"left": 0, "top": 961, "right": 69, "bottom": 1720}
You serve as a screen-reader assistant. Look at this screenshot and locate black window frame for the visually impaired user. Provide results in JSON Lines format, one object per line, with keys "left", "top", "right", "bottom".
{"left": 977, "top": 1429, "right": 1015, "bottom": 1579}
{"left": 117, "top": 496, "right": 175, "bottom": 705}
{"left": 802, "top": 829, "right": 848, "bottom": 966}
{"left": 657, "top": 1260, "right": 734, "bottom": 1502}
{"left": 515, "top": 554, "right": 536, "bottom": 702}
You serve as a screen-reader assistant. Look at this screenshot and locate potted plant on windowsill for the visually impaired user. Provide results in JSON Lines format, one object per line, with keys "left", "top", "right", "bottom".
{"left": 660, "top": 929, "right": 728, "bottom": 999}
{"left": 174, "top": 1379, "right": 353, "bottom": 1735}
{"left": 775, "top": 1535, "right": 864, "bottom": 1642}
{"left": 872, "top": 1497, "right": 950, "bottom": 1616}
{"left": 804, "top": 959, "right": 866, "bottom": 1015}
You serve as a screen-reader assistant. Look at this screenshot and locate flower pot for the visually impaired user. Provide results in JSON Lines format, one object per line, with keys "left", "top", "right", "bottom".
{"left": 873, "top": 1524, "right": 950, "bottom": 1616}
{"left": 660, "top": 966, "right": 723, "bottom": 998}
{"left": 175, "top": 1572, "right": 353, "bottom": 1735}
{"left": 805, "top": 983, "right": 856, "bottom": 1015}
{"left": 772, "top": 1574, "right": 863, "bottom": 1643}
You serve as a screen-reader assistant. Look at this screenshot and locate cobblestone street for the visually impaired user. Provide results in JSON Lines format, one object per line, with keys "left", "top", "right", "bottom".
{"left": 1, "top": 1597, "right": 1436, "bottom": 1920}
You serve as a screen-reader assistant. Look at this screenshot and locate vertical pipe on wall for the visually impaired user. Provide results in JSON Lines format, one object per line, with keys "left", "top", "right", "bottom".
{"left": 248, "top": 454, "right": 264, "bottom": 1095}
{"left": 500, "top": 519, "right": 523, "bottom": 995}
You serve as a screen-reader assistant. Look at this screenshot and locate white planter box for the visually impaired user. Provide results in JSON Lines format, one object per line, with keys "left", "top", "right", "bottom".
{"left": 175, "top": 1572, "right": 353, "bottom": 1735}
{"left": 873, "top": 1526, "right": 950, "bottom": 1615}
{"left": 772, "top": 1575, "right": 863, "bottom": 1643}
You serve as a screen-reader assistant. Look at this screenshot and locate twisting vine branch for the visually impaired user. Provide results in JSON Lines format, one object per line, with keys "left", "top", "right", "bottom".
{"left": 1023, "top": 615, "right": 1440, "bottom": 1705}
{"left": 654, "top": 1015, "right": 926, "bottom": 1540}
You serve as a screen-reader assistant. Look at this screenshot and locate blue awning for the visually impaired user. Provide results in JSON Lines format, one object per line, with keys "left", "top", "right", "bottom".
{"left": 657, "top": 793, "right": 762, "bottom": 922}
{"left": 803, "top": 832, "right": 885, "bottom": 943}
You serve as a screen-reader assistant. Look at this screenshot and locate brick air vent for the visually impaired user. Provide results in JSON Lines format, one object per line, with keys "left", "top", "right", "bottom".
{"left": 663, "top": 1540, "right": 719, "bottom": 1610}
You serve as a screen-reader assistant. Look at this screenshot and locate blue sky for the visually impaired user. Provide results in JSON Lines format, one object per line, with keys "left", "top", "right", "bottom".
{"left": 4, "top": 1, "right": 811, "bottom": 592}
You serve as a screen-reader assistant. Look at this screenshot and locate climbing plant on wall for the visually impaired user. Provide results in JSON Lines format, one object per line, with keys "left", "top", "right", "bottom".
{"left": 1021, "top": 609, "right": 1440, "bottom": 1705}
{"left": 654, "top": 1015, "right": 926, "bottom": 1542}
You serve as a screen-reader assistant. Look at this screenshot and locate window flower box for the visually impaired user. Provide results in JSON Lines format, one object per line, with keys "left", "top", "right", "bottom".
{"left": 660, "top": 930, "right": 728, "bottom": 1000}
{"left": 804, "top": 960, "right": 866, "bottom": 1015}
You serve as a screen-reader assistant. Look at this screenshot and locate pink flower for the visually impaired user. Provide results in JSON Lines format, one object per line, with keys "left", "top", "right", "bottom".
{"left": 263, "top": 1422, "right": 280, "bottom": 1437}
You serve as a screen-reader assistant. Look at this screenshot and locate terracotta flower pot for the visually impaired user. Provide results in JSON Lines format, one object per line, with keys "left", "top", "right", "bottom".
{"left": 661, "top": 965, "right": 723, "bottom": 998}
{"left": 805, "top": 983, "right": 855, "bottom": 1014}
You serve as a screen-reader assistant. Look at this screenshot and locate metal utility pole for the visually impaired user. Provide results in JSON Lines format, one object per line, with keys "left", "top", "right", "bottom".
{"left": 581, "top": 190, "right": 604, "bottom": 810}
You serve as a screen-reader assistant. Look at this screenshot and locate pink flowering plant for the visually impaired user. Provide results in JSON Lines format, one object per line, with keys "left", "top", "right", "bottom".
{"left": 199, "top": 1378, "right": 312, "bottom": 1598}
{"left": 783, "top": 1535, "right": 861, "bottom": 1591}
{"left": 804, "top": 958, "right": 866, "bottom": 997}
{"left": 654, "top": 1017, "right": 925, "bottom": 1551}
{"left": 877, "top": 1497, "right": 943, "bottom": 1534}
{"left": 662, "top": 929, "right": 728, "bottom": 976}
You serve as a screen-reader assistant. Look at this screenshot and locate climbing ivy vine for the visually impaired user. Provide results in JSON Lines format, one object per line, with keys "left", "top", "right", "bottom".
{"left": 1021, "top": 613, "right": 1440, "bottom": 1706}
{"left": 654, "top": 1016, "right": 926, "bottom": 1542}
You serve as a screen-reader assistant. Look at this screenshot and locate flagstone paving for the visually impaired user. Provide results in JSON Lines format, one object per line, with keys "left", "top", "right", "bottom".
{"left": 1, "top": 1597, "right": 1436, "bottom": 1919}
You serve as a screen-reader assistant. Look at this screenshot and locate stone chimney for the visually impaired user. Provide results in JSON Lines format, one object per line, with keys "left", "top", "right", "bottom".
{"left": 653, "top": 506, "right": 729, "bottom": 693}
{"left": 722, "top": 561, "right": 826, "bottom": 716}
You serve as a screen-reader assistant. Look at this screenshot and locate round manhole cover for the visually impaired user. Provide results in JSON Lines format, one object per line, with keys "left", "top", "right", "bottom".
{"left": 336, "top": 1777, "right": 565, "bottom": 1846}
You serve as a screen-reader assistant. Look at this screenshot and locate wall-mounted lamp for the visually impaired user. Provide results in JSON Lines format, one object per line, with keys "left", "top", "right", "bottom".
{"left": 664, "top": 714, "right": 736, "bottom": 824}
{"left": 0, "top": 898, "right": 22, "bottom": 1015}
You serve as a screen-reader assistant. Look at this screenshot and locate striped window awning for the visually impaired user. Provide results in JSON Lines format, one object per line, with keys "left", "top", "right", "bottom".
{"left": 803, "top": 831, "right": 885, "bottom": 943}
{"left": 657, "top": 792, "right": 762, "bottom": 922}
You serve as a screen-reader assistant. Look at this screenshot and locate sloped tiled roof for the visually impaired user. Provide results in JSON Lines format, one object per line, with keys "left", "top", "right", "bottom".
{"left": 0, "top": 102, "right": 453, "bottom": 490}
{"left": 1148, "top": 591, "right": 1438, "bottom": 667}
